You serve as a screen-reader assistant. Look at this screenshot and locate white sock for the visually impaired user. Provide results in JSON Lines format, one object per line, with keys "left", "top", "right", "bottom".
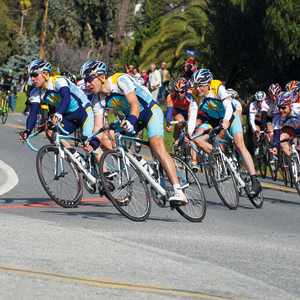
{"left": 173, "top": 184, "right": 181, "bottom": 192}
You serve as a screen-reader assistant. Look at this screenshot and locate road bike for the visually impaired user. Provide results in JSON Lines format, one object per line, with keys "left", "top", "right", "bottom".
{"left": 0, "top": 94, "right": 9, "bottom": 124}
{"left": 274, "top": 135, "right": 300, "bottom": 195}
{"left": 190, "top": 126, "right": 263, "bottom": 209}
{"left": 25, "top": 119, "right": 112, "bottom": 208}
{"left": 98, "top": 126, "right": 206, "bottom": 222}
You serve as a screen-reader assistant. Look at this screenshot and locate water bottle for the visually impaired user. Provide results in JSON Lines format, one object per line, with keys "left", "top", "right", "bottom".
{"left": 137, "top": 156, "right": 154, "bottom": 176}
{"left": 71, "top": 150, "right": 86, "bottom": 168}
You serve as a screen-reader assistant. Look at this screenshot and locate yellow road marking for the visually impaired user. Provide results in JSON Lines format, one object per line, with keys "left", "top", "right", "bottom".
{"left": 0, "top": 265, "right": 242, "bottom": 299}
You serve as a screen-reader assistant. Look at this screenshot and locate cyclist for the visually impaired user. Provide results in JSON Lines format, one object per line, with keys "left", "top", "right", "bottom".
{"left": 185, "top": 69, "right": 261, "bottom": 195}
{"left": 285, "top": 80, "right": 300, "bottom": 103}
{"left": 165, "top": 77, "right": 206, "bottom": 171}
{"left": 226, "top": 88, "right": 245, "bottom": 132}
{"left": 261, "top": 84, "right": 281, "bottom": 140}
{"left": 60, "top": 70, "right": 69, "bottom": 77}
{"left": 19, "top": 59, "right": 97, "bottom": 153}
{"left": 81, "top": 60, "right": 188, "bottom": 205}
{"left": 0, "top": 70, "right": 18, "bottom": 113}
{"left": 66, "top": 73, "right": 77, "bottom": 84}
{"left": 249, "top": 91, "right": 266, "bottom": 157}
{"left": 270, "top": 92, "right": 300, "bottom": 157}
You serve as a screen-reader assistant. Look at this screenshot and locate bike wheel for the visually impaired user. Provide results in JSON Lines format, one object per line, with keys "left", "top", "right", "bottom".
{"left": 83, "top": 155, "right": 98, "bottom": 194}
{"left": 99, "top": 150, "right": 151, "bottom": 221}
{"left": 134, "top": 130, "right": 143, "bottom": 153}
{"left": 289, "top": 153, "right": 300, "bottom": 195}
{"left": 203, "top": 152, "right": 213, "bottom": 188}
{"left": 36, "top": 145, "right": 83, "bottom": 208}
{"left": 197, "top": 149, "right": 204, "bottom": 173}
{"left": 238, "top": 156, "right": 264, "bottom": 208}
{"left": 257, "top": 143, "right": 267, "bottom": 178}
{"left": 279, "top": 154, "right": 288, "bottom": 185}
{"left": 2, "top": 99, "right": 8, "bottom": 124}
{"left": 170, "top": 154, "right": 206, "bottom": 222}
{"left": 269, "top": 159, "right": 278, "bottom": 181}
{"left": 209, "top": 149, "right": 239, "bottom": 209}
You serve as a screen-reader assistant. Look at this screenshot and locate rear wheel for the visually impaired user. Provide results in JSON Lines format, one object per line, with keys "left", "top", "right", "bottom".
{"left": 209, "top": 149, "right": 239, "bottom": 210}
{"left": 257, "top": 143, "right": 267, "bottom": 178}
{"left": 99, "top": 150, "right": 151, "bottom": 221}
{"left": 36, "top": 145, "right": 83, "bottom": 208}
{"left": 203, "top": 152, "right": 213, "bottom": 188}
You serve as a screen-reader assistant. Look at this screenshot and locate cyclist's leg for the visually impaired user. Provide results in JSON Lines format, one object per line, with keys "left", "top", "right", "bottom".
{"left": 192, "top": 122, "right": 213, "bottom": 154}
{"left": 280, "top": 127, "right": 294, "bottom": 157}
{"left": 147, "top": 106, "right": 187, "bottom": 203}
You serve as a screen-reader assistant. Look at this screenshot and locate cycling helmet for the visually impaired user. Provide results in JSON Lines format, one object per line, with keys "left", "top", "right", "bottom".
{"left": 28, "top": 59, "right": 52, "bottom": 75}
{"left": 174, "top": 77, "right": 188, "bottom": 92}
{"left": 293, "top": 82, "right": 300, "bottom": 95}
{"left": 6, "top": 70, "right": 14, "bottom": 77}
{"left": 80, "top": 60, "right": 107, "bottom": 79}
{"left": 275, "top": 91, "right": 294, "bottom": 107}
{"left": 192, "top": 69, "right": 213, "bottom": 86}
{"left": 285, "top": 80, "right": 300, "bottom": 92}
{"left": 60, "top": 70, "right": 68, "bottom": 76}
{"left": 226, "top": 88, "right": 239, "bottom": 99}
{"left": 136, "top": 76, "right": 145, "bottom": 86}
{"left": 254, "top": 91, "right": 266, "bottom": 102}
{"left": 268, "top": 83, "right": 282, "bottom": 96}
{"left": 66, "top": 74, "right": 76, "bottom": 83}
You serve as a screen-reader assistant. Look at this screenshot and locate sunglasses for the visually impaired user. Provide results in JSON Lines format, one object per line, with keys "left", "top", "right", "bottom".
{"left": 176, "top": 91, "right": 185, "bottom": 94}
{"left": 85, "top": 76, "right": 96, "bottom": 83}
{"left": 194, "top": 83, "right": 207, "bottom": 88}
{"left": 278, "top": 106, "right": 289, "bottom": 110}
{"left": 30, "top": 73, "right": 39, "bottom": 78}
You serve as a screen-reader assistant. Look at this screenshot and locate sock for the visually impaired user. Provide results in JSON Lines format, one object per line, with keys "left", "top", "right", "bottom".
{"left": 173, "top": 184, "right": 181, "bottom": 192}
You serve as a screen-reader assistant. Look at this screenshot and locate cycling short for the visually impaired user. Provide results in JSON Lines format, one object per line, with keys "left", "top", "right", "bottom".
{"left": 61, "top": 104, "right": 94, "bottom": 137}
{"left": 173, "top": 107, "right": 188, "bottom": 121}
{"left": 199, "top": 111, "right": 242, "bottom": 136}
{"left": 147, "top": 106, "right": 164, "bottom": 138}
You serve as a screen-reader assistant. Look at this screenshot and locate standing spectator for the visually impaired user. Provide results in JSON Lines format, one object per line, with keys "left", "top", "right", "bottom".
{"left": 148, "top": 63, "right": 161, "bottom": 103}
{"left": 125, "top": 64, "right": 134, "bottom": 74}
{"left": 158, "top": 61, "right": 171, "bottom": 105}
{"left": 132, "top": 67, "right": 141, "bottom": 79}
{"left": 141, "top": 69, "right": 149, "bottom": 86}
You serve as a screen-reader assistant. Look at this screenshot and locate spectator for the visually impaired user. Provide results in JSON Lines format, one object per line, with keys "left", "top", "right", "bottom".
{"left": 158, "top": 61, "right": 171, "bottom": 105}
{"left": 132, "top": 67, "right": 141, "bottom": 79}
{"left": 125, "top": 64, "right": 134, "bottom": 74}
{"left": 141, "top": 69, "right": 149, "bottom": 86}
{"left": 148, "top": 63, "right": 161, "bottom": 103}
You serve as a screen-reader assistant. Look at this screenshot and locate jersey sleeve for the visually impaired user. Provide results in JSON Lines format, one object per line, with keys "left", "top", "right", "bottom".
{"left": 117, "top": 74, "right": 136, "bottom": 95}
{"left": 217, "top": 84, "right": 229, "bottom": 101}
{"left": 188, "top": 97, "right": 199, "bottom": 134}
{"left": 30, "top": 88, "right": 41, "bottom": 104}
{"left": 92, "top": 94, "right": 104, "bottom": 116}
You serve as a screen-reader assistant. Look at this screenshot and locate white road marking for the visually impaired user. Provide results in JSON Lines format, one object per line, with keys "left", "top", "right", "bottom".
{"left": 0, "top": 160, "right": 19, "bottom": 195}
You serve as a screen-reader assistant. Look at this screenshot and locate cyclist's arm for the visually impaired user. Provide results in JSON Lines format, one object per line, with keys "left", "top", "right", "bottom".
{"left": 249, "top": 104, "right": 257, "bottom": 132}
{"left": 223, "top": 97, "right": 233, "bottom": 121}
{"left": 123, "top": 90, "right": 140, "bottom": 131}
{"left": 26, "top": 103, "right": 39, "bottom": 132}
{"left": 187, "top": 99, "right": 198, "bottom": 135}
{"left": 56, "top": 86, "right": 71, "bottom": 115}
{"left": 166, "top": 93, "right": 173, "bottom": 126}
{"left": 261, "top": 111, "right": 268, "bottom": 131}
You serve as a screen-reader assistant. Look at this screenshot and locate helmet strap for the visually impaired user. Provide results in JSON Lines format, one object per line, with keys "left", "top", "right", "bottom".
{"left": 41, "top": 72, "right": 50, "bottom": 89}
{"left": 95, "top": 74, "right": 106, "bottom": 93}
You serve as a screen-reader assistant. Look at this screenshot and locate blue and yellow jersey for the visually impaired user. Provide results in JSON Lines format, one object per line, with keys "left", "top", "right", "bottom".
{"left": 189, "top": 80, "right": 232, "bottom": 119}
{"left": 100, "top": 73, "right": 155, "bottom": 116}
{"left": 30, "top": 76, "right": 91, "bottom": 114}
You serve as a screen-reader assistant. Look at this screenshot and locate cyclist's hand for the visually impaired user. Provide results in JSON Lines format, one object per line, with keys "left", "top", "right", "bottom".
{"left": 166, "top": 125, "right": 172, "bottom": 133}
{"left": 222, "top": 119, "right": 230, "bottom": 130}
{"left": 52, "top": 113, "right": 63, "bottom": 124}
{"left": 82, "top": 141, "right": 94, "bottom": 153}
{"left": 19, "top": 130, "right": 30, "bottom": 142}
{"left": 184, "top": 133, "right": 192, "bottom": 144}
{"left": 121, "top": 120, "right": 135, "bottom": 133}
{"left": 269, "top": 147, "right": 277, "bottom": 156}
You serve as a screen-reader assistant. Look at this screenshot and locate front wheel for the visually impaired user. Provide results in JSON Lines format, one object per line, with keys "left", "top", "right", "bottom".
{"left": 36, "top": 145, "right": 83, "bottom": 208}
{"left": 99, "top": 150, "right": 151, "bottom": 221}
{"left": 209, "top": 149, "right": 239, "bottom": 209}
{"left": 1, "top": 98, "right": 8, "bottom": 124}
{"left": 288, "top": 153, "right": 300, "bottom": 196}
{"left": 170, "top": 154, "right": 206, "bottom": 222}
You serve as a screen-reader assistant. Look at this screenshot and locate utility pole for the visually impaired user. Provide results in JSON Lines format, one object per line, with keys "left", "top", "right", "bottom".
{"left": 39, "top": 0, "right": 49, "bottom": 59}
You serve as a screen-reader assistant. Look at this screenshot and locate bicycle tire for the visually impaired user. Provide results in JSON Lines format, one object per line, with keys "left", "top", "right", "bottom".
{"left": 279, "top": 154, "right": 288, "bottom": 186}
{"left": 257, "top": 142, "right": 267, "bottom": 178}
{"left": 36, "top": 145, "right": 83, "bottom": 208}
{"left": 238, "top": 156, "right": 264, "bottom": 208}
{"left": 203, "top": 152, "right": 213, "bottom": 188}
{"left": 170, "top": 154, "right": 206, "bottom": 222}
{"left": 269, "top": 159, "right": 278, "bottom": 181}
{"left": 197, "top": 149, "right": 204, "bottom": 173}
{"left": 1, "top": 99, "right": 8, "bottom": 124}
{"left": 288, "top": 153, "right": 300, "bottom": 195}
{"left": 99, "top": 150, "right": 151, "bottom": 221}
{"left": 209, "top": 149, "right": 239, "bottom": 209}
{"left": 134, "top": 130, "right": 143, "bottom": 153}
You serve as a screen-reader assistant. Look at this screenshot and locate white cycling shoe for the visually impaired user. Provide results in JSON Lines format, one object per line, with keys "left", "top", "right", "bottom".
{"left": 169, "top": 190, "right": 188, "bottom": 205}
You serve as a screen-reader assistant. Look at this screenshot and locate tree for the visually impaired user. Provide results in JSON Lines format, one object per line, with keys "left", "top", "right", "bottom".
{"left": 0, "top": 3, "right": 20, "bottom": 66}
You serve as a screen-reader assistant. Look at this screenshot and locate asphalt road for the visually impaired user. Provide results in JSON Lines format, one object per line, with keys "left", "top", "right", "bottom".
{"left": 0, "top": 113, "right": 299, "bottom": 300}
